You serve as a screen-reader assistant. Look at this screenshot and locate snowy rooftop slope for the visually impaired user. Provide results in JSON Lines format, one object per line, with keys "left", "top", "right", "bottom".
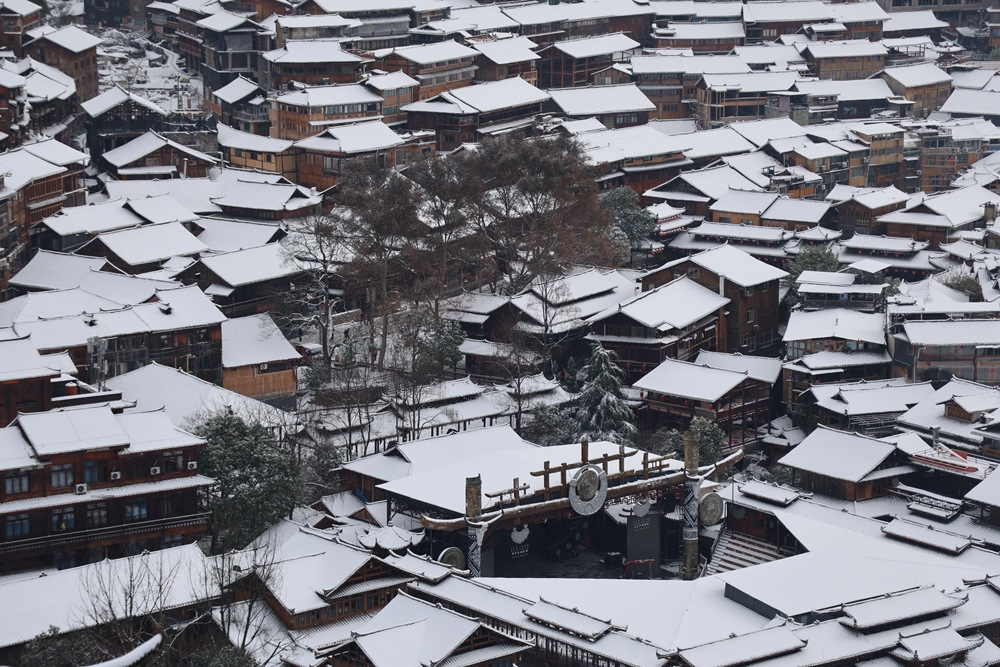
{"left": 901, "top": 319, "right": 1000, "bottom": 346}
{"left": 105, "top": 362, "right": 292, "bottom": 430}
{"left": 777, "top": 427, "right": 896, "bottom": 483}
{"left": 0, "top": 337, "right": 62, "bottom": 383}
{"left": 376, "top": 40, "right": 477, "bottom": 65}
{"left": 221, "top": 312, "right": 299, "bottom": 368}
{"left": 15, "top": 404, "right": 130, "bottom": 456}
{"left": 548, "top": 83, "right": 655, "bottom": 116}
{"left": 197, "top": 242, "right": 301, "bottom": 287}
{"left": 340, "top": 425, "right": 536, "bottom": 484}
{"left": 193, "top": 218, "right": 282, "bottom": 253}
{"left": 9, "top": 251, "right": 108, "bottom": 290}
{"left": 30, "top": 25, "right": 101, "bottom": 52}
{"left": 882, "top": 9, "right": 949, "bottom": 32}
{"left": 883, "top": 62, "right": 952, "bottom": 88}
{"left": 81, "top": 85, "right": 167, "bottom": 118}
{"left": 679, "top": 625, "right": 805, "bottom": 667}
{"left": 552, "top": 32, "right": 639, "bottom": 58}
{"left": 102, "top": 130, "right": 217, "bottom": 169}
{"left": 689, "top": 245, "right": 789, "bottom": 287}
{"left": 695, "top": 351, "right": 782, "bottom": 384}
{"left": 21, "top": 137, "right": 86, "bottom": 166}
{"left": 471, "top": 36, "right": 540, "bottom": 64}
{"left": 125, "top": 193, "right": 199, "bottom": 225}
{"left": 710, "top": 189, "right": 779, "bottom": 216}
{"left": 211, "top": 75, "right": 261, "bottom": 105}
{"left": 83, "top": 221, "right": 207, "bottom": 266}
{"left": 809, "top": 380, "right": 935, "bottom": 416}
{"left": 783, "top": 308, "right": 886, "bottom": 344}
{"left": 262, "top": 39, "right": 365, "bottom": 64}
{"left": 587, "top": 275, "right": 727, "bottom": 331}
{"left": 217, "top": 123, "right": 293, "bottom": 153}
{"left": 633, "top": 357, "right": 750, "bottom": 402}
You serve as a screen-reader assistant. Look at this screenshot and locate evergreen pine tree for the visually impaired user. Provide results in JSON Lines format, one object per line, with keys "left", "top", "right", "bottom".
{"left": 574, "top": 344, "right": 636, "bottom": 444}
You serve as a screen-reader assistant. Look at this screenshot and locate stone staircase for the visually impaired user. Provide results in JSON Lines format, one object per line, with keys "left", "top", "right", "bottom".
{"left": 704, "top": 529, "right": 788, "bottom": 576}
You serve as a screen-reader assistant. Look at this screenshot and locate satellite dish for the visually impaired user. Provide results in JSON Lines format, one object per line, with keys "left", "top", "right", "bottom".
{"left": 699, "top": 492, "right": 725, "bottom": 526}
{"left": 511, "top": 524, "right": 530, "bottom": 544}
{"left": 437, "top": 546, "right": 466, "bottom": 570}
{"left": 569, "top": 464, "right": 608, "bottom": 516}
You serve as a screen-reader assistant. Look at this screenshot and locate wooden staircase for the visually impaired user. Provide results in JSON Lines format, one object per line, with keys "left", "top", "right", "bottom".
{"left": 704, "top": 529, "right": 788, "bottom": 576}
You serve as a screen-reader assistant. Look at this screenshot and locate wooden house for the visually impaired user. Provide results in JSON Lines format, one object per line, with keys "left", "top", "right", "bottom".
{"left": 293, "top": 120, "right": 406, "bottom": 191}
{"left": 221, "top": 313, "right": 299, "bottom": 409}
{"left": 98, "top": 129, "right": 218, "bottom": 179}
{"left": 204, "top": 75, "right": 271, "bottom": 136}
{"left": 218, "top": 124, "right": 296, "bottom": 180}
{"left": 0, "top": 404, "right": 211, "bottom": 572}
{"left": 22, "top": 25, "right": 101, "bottom": 102}
{"left": 262, "top": 39, "right": 368, "bottom": 90}
{"left": 629, "top": 54, "right": 750, "bottom": 120}
{"left": 650, "top": 22, "right": 745, "bottom": 54}
{"left": 374, "top": 41, "right": 479, "bottom": 100}
{"left": 0, "top": 0, "right": 41, "bottom": 57}
{"left": 643, "top": 245, "right": 787, "bottom": 357}
{"left": 881, "top": 63, "right": 952, "bottom": 119}
{"left": 470, "top": 36, "right": 539, "bottom": 87}
{"left": 195, "top": 12, "right": 265, "bottom": 96}
{"left": 801, "top": 41, "right": 887, "bottom": 82}
{"left": 585, "top": 275, "right": 728, "bottom": 383}
{"left": 362, "top": 70, "right": 418, "bottom": 125}
{"left": 826, "top": 184, "right": 909, "bottom": 237}
{"left": 270, "top": 83, "right": 383, "bottom": 141}
{"left": 403, "top": 76, "right": 549, "bottom": 151}
{"left": 634, "top": 356, "right": 774, "bottom": 447}
{"left": 80, "top": 86, "right": 168, "bottom": 164}
{"left": 536, "top": 33, "right": 639, "bottom": 89}
{"left": 546, "top": 83, "right": 655, "bottom": 129}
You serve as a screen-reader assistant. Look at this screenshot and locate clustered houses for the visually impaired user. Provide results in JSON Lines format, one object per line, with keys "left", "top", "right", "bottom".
{"left": 0, "top": 403, "right": 212, "bottom": 573}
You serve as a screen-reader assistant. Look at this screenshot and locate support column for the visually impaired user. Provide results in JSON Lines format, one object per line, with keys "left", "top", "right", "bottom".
{"left": 465, "top": 475, "right": 482, "bottom": 577}
{"left": 683, "top": 431, "right": 700, "bottom": 581}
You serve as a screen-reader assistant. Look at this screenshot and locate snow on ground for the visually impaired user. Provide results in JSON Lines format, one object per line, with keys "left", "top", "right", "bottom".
{"left": 97, "top": 28, "right": 202, "bottom": 111}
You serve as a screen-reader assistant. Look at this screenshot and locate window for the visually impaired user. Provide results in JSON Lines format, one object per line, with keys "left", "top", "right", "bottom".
{"left": 742, "top": 331, "right": 756, "bottom": 352}
{"left": 53, "top": 551, "right": 76, "bottom": 570}
{"left": 4, "top": 472, "right": 28, "bottom": 495}
{"left": 743, "top": 286, "right": 754, "bottom": 297}
{"left": 51, "top": 464, "right": 73, "bottom": 489}
{"left": 162, "top": 494, "right": 184, "bottom": 517}
{"left": 84, "top": 460, "right": 106, "bottom": 484}
{"left": 52, "top": 507, "right": 75, "bottom": 533}
{"left": 125, "top": 499, "right": 148, "bottom": 523}
{"left": 162, "top": 451, "right": 184, "bottom": 474}
{"left": 687, "top": 267, "right": 699, "bottom": 279}
{"left": 322, "top": 156, "right": 340, "bottom": 175}
{"left": 5, "top": 514, "right": 28, "bottom": 538}
{"left": 762, "top": 329, "right": 773, "bottom": 347}
{"left": 163, "top": 534, "right": 183, "bottom": 548}
{"left": 747, "top": 308, "right": 755, "bottom": 323}
{"left": 87, "top": 503, "right": 108, "bottom": 527}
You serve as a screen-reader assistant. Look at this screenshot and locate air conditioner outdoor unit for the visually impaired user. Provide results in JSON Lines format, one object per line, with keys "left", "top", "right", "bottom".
{"left": 259, "top": 363, "right": 268, "bottom": 371}
{"left": 150, "top": 466, "right": 161, "bottom": 476}
{"left": 187, "top": 461, "right": 198, "bottom": 471}
{"left": 74, "top": 483, "right": 88, "bottom": 494}
{"left": 110, "top": 471, "right": 121, "bottom": 480}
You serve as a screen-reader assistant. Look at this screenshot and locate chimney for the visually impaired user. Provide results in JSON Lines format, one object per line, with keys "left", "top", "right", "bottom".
{"left": 931, "top": 425, "right": 940, "bottom": 446}
{"left": 718, "top": 273, "right": 726, "bottom": 297}
{"left": 581, "top": 437, "right": 589, "bottom": 464}
{"left": 465, "top": 475, "right": 482, "bottom": 520}
{"left": 182, "top": 157, "right": 189, "bottom": 178}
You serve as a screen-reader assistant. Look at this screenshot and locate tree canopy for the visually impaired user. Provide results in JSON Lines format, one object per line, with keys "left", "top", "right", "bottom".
{"left": 781, "top": 245, "right": 842, "bottom": 305}
{"left": 574, "top": 344, "right": 636, "bottom": 444}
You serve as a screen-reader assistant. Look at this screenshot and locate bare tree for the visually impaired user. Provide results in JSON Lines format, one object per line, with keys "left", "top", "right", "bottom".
{"left": 278, "top": 214, "right": 350, "bottom": 369}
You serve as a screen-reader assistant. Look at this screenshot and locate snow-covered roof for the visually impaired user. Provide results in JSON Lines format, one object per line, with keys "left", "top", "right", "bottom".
{"left": 80, "top": 85, "right": 167, "bottom": 118}
{"left": 82, "top": 221, "right": 207, "bottom": 267}
{"left": 30, "top": 25, "right": 100, "bottom": 53}
{"left": 763, "top": 197, "right": 830, "bottom": 224}
{"left": 701, "top": 70, "right": 801, "bottom": 94}
{"left": 729, "top": 117, "right": 809, "bottom": 148}
{"left": 36, "top": 199, "right": 140, "bottom": 238}
{"left": 882, "top": 62, "right": 952, "bottom": 88}
{"left": 587, "top": 275, "right": 727, "bottom": 332}
{"left": 688, "top": 244, "right": 788, "bottom": 287}
{"left": 274, "top": 82, "right": 381, "bottom": 108}
{"left": 196, "top": 9, "right": 259, "bottom": 31}
{"left": 809, "top": 379, "right": 935, "bottom": 416}
{"left": 578, "top": 124, "right": 690, "bottom": 164}
{"left": 221, "top": 312, "right": 299, "bottom": 368}
{"left": 212, "top": 75, "right": 263, "bottom": 105}
{"left": 217, "top": 123, "right": 293, "bottom": 153}
{"left": 0, "top": 336, "right": 62, "bottom": 383}
{"left": 803, "top": 40, "right": 887, "bottom": 59}
{"left": 734, "top": 44, "right": 807, "bottom": 66}
{"left": 193, "top": 217, "right": 282, "bottom": 253}
{"left": 743, "top": 0, "right": 833, "bottom": 22}
{"left": 784, "top": 308, "right": 886, "bottom": 345}
{"left": 882, "top": 9, "right": 949, "bottom": 33}
{"left": 364, "top": 69, "right": 419, "bottom": 91}
{"left": 795, "top": 78, "right": 894, "bottom": 102}
{"left": 294, "top": 120, "right": 404, "bottom": 155}
{"left": 657, "top": 22, "right": 746, "bottom": 40}
{"left": 632, "top": 54, "right": 749, "bottom": 75}
{"left": 262, "top": 39, "right": 365, "bottom": 64}
{"left": 827, "top": 184, "right": 910, "bottom": 210}
{"left": 471, "top": 36, "right": 539, "bottom": 65}
{"left": 633, "top": 357, "right": 752, "bottom": 402}
{"left": 105, "top": 362, "right": 293, "bottom": 430}
{"left": 8, "top": 251, "right": 108, "bottom": 290}
{"left": 940, "top": 88, "right": 1000, "bottom": 117}
{"left": 547, "top": 83, "right": 655, "bottom": 116}
{"left": 378, "top": 40, "right": 477, "bottom": 65}
{"left": 829, "top": 1, "right": 889, "bottom": 23}
{"left": 901, "top": 319, "right": 1000, "bottom": 346}
{"left": 778, "top": 426, "right": 896, "bottom": 482}
{"left": 445, "top": 76, "right": 550, "bottom": 114}
{"left": 197, "top": 242, "right": 301, "bottom": 287}
{"left": 694, "top": 350, "right": 782, "bottom": 384}
{"left": 551, "top": 32, "right": 639, "bottom": 58}
{"left": 102, "top": 130, "right": 217, "bottom": 169}
{"left": 965, "top": 469, "right": 1000, "bottom": 507}
{"left": 911, "top": 185, "right": 1000, "bottom": 226}
{"left": 710, "top": 189, "right": 778, "bottom": 216}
